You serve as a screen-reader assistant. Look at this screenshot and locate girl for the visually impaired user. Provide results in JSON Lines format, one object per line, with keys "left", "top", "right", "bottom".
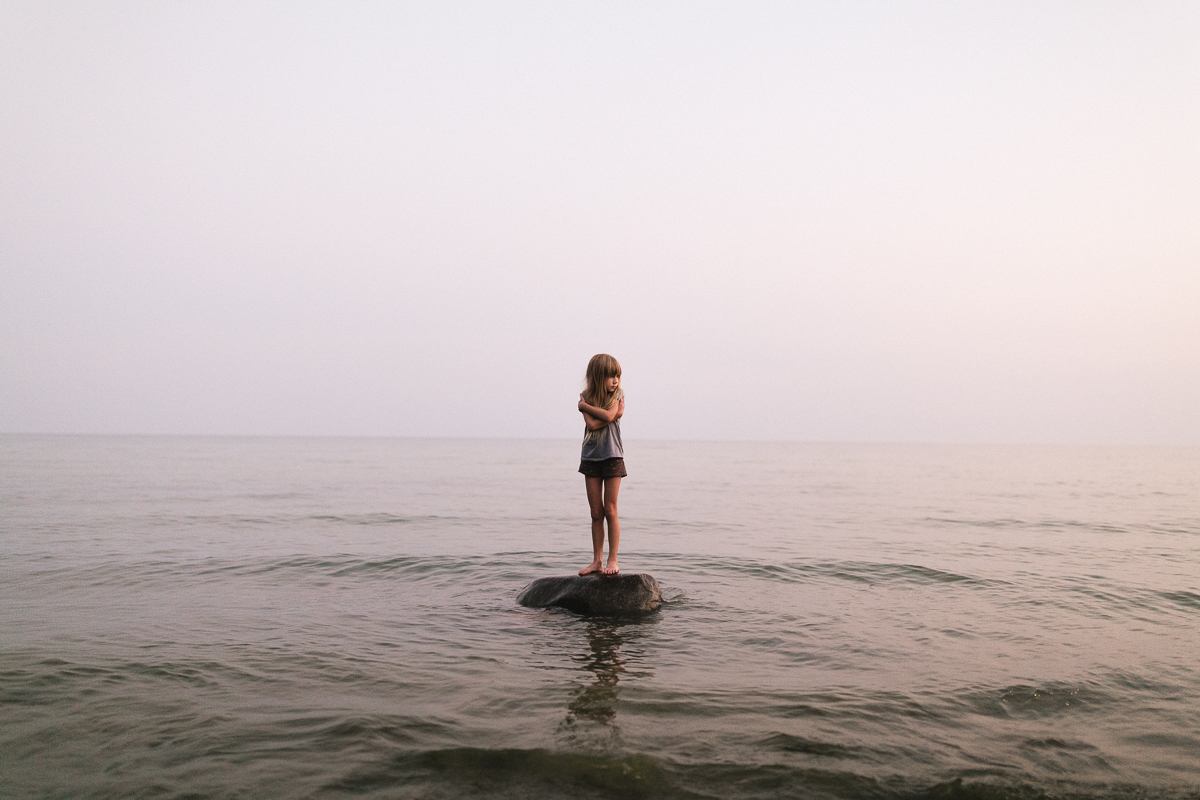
{"left": 577, "top": 354, "right": 626, "bottom": 577}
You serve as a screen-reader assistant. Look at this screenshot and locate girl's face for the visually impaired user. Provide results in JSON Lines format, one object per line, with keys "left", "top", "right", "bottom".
{"left": 605, "top": 375, "right": 620, "bottom": 393}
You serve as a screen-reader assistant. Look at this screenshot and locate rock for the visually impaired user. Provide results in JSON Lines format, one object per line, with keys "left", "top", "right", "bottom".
{"left": 517, "top": 573, "right": 663, "bottom": 617}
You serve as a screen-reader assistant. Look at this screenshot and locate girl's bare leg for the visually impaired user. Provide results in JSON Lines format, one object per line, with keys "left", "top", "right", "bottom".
{"left": 602, "top": 477, "right": 621, "bottom": 575}
{"left": 580, "top": 476, "right": 605, "bottom": 575}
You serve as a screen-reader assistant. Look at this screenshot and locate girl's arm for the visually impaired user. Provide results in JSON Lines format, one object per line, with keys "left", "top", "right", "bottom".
{"left": 579, "top": 395, "right": 608, "bottom": 430}
{"left": 578, "top": 394, "right": 624, "bottom": 424}
{"left": 578, "top": 395, "right": 609, "bottom": 431}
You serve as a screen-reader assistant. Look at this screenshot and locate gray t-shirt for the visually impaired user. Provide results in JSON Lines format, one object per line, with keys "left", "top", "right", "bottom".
{"left": 581, "top": 395, "right": 624, "bottom": 461}
{"left": 581, "top": 419, "right": 623, "bottom": 460}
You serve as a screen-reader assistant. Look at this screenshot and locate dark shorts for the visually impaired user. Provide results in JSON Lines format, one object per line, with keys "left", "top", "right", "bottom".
{"left": 578, "top": 457, "right": 628, "bottom": 479}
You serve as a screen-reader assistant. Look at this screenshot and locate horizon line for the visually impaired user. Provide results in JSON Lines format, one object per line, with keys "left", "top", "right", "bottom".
{"left": 1, "top": 431, "right": 1195, "bottom": 449}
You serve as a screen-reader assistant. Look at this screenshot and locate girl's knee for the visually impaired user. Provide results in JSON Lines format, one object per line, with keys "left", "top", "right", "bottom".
{"left": 603, "top": 502, "right": 618, "bottom": 519}
{"left": 590, "top": 505, "right": 605, "bottom": 522}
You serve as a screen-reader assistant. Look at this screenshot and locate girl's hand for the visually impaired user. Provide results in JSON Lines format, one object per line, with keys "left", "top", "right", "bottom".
{"left": 578, "top": 393, "right": 587, "bottom": 411}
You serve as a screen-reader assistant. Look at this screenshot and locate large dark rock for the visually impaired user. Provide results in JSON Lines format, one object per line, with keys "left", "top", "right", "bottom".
{"left": 517, "top": 573, "right": 662, "bottom": 617}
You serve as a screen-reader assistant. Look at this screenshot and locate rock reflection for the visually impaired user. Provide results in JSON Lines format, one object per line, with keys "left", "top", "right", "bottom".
{"left": 565, "top": 618, "right": 654, "bottom": 728}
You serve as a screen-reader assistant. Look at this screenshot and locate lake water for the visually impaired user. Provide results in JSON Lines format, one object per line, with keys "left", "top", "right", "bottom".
{"left": 2, "top": 435, "right": 1198, "bottom": 799}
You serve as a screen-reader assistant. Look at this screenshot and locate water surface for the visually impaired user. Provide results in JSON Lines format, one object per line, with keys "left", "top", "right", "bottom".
{"left": 2, "top": 436, "right": 1198, "bottom": 798}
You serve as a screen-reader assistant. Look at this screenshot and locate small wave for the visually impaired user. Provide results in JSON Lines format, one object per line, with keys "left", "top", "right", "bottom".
{"left": 758, "top": 732, "right": 866, "bottom": 759}
{"left": 660, "top": 587, "right": 688, "bottom": 605}
{"left": 0, "top": 657, "right": 284, "bottom": 711}
{"left": 925, "top": 517, "right": 1030, "bottom": 529}
{"left": 326, "top": 746, "right": 1139, "bottom": 800}
{"left": 654, "top": 555, "right": 984, "bottom": 587}
{"left": 195, "top": 554, "right": 490, "bottom": 579}
{"left": 135, "top": 511, "right": 449, "bottom": 529}
{"left": 923, "top": 517, "right": 1139, "bottom": 536}
{"left": 15, "top": 553, "right": 526, "bottom": 590}
{"left": 1020, "top": 737, "right": 1103, "bottom": 752}
{"left": 961, "top": 683, "right": 1113, "bottom": 719}
{"left": 1158, "top": 590, "right": 1200, "bottom": 610}
{"left": 1044, "top": 577, "right": 1200, "bottom": 621}
{"left": 375, "top": 751, "right": 1190, "bottom": 800}
{"left": 837, "top": 562, "right": 979, "bottom": 585}
{"left": 309, "top": 513, "right": 416, "bottom": 525}
{"left": 324, "top": 747, "right": 672, "bottom": 798}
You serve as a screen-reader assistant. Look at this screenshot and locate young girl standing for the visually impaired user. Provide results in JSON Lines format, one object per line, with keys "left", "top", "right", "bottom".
{"left": 576, "top": 354, "right": 626, "bottom": 576}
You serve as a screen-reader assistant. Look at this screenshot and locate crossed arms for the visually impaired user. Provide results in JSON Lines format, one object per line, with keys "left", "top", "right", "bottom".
{"left": 578, "top": 394, "right": 625, "bottom": 431}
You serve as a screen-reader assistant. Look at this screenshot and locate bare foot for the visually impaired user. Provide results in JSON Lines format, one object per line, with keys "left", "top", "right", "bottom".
{"left": 579, "top": 560, "right": 602, "bottom": 576}
{"left": 602, "top": 559, "right": 619, "bottom": 576}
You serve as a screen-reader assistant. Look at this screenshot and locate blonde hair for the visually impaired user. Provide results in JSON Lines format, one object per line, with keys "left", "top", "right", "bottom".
{"left": 583, "top": 353, "right": 622, "bottom": 410}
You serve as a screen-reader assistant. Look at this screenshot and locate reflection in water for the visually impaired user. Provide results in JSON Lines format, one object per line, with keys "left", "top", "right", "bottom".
{"left": 564, "top": 619, "right": 655, "bottom": 729}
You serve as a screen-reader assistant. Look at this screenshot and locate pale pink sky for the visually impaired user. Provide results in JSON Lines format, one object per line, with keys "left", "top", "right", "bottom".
{"left": 2, "top": 2, "right": 1197, "bottom": 443}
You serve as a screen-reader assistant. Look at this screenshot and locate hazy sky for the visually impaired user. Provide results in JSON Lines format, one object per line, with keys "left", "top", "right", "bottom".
{"left": 2, "top": 2, "right": 1197, "bottom": 443}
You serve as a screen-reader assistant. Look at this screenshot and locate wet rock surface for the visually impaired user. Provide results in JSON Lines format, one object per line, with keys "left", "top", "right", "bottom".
{"left": 517, "top": 573, "right": 662, "bottom": 616}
